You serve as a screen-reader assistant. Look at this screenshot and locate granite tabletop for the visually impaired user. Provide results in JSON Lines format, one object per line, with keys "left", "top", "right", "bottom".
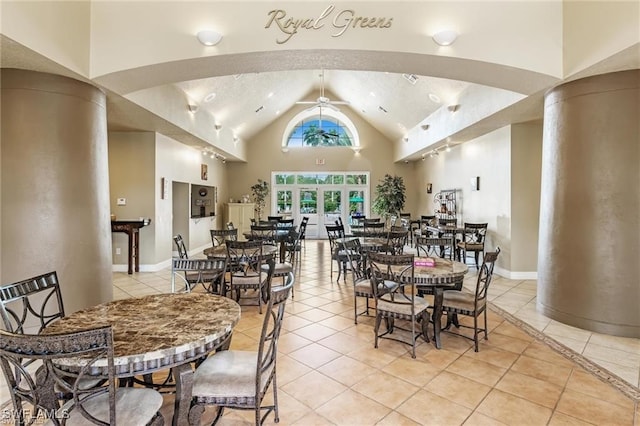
{"left": 43, "top": 293, "right": 241, "bottom": 375}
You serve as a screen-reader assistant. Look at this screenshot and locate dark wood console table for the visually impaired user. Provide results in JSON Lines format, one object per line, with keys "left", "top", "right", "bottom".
{"left": 111, "top": 219, "right": 151, "bottom": 274}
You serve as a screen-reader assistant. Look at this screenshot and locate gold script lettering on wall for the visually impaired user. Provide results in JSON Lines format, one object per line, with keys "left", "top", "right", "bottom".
{"left": 265, "top": 6, "right": 393, "bottom": 44}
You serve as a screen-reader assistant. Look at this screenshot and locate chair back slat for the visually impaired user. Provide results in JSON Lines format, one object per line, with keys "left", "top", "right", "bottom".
{"left": 173, "top": 234, "right": 189, "bottom": 259}
{"left": 0, "top": 271, "right": 64, "bottom": 334}
{"left": 210, "top": 228, "right": 238, "bottom": 246}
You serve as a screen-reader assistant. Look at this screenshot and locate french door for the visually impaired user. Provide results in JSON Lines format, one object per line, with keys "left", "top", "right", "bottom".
{"left": 272, "top": 172, "right": 370, "bottom": 238}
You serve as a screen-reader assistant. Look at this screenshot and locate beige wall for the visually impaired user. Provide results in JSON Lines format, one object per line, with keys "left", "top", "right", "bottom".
{"left": 414, "top": 125, "right": 541, "bottom": 276}
{"left": 511, "top": 122, "right": 542, "bottom": 273}
{"left": 108, "top": 132, "right": 156, "bottom": 266}
{"left": 108, "top": 131, "right": 228, "bottom": 270}
{"left": 226, "top": 103, "right": 414, "bottom": 219}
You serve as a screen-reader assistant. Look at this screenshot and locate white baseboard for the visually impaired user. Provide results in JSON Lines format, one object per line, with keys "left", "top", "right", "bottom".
{"left": 112, "top": 243, "right": 212, "bottom": 273}
{"left": 494, "top": 266, "right": 537, "bottom": 280}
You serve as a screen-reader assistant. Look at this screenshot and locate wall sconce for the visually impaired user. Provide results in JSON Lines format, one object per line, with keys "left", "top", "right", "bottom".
{"left": 471, "top": 176, "right": 480, "bottom": 191}
{"left": 432, "top": 30, "right": 458, "bottom": 46}
{"left": 421, "top": 124, "right": 430, "bottom": 131}
{"left": 353, "top": 147, "right": 361, "bottom": 155}
{"left": 447, "top": 104, "right": 460, "bottom": 113}
{"left": 214, "top": 124, "right": 222, "bottom": 131}
{"left": 281, "top": 147, "right": 289, "bottom": 153}
{"left": 197, "top": 30, "right": 223, "bottom": 46}
{"left": 403, "top": 137, "right": 409, "bottom": 143}
{"left": 187, "top": 104, "right": 199, "bottom": 113}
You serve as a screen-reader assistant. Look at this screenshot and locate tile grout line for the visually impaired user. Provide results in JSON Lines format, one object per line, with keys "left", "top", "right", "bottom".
{"left": 489, "top": 302, "right": 640, "bottom": 402}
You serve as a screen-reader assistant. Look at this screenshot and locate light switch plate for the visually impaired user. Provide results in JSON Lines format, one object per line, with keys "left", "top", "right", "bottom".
{"left": 117, "top": 198, "right": 126, "bottom": 205}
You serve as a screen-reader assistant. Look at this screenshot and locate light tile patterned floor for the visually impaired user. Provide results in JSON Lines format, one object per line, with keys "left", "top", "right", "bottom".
{"left": 112, "top": 240, "right": 639, "bottom": 425}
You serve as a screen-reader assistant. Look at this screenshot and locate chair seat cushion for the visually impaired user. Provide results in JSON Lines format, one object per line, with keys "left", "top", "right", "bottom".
{"left": 231, "top": 271, "right": 268, "bottom": 285}
{"left": 192, "top": 350, "right": 273, "bottom": 401}
{"left": 354, "top": 278, "right": 372, "bottom": 296}
{"left": 377, "top": 295, "right": 429, "bottom": 316}
{"left": 51, "top": 387, "right": 162, "bottom": 426}
{"left": 442, "top": 291, "right": 485, "bottom": 315}
{"left": 457, "top": 242, "right": 484, "bottom": 251}
{"left": 262, "top": 262, "right": 292, "bottom": 275}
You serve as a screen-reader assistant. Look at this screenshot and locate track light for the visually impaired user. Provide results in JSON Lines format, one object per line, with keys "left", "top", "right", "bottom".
{"left": 447, "top": 104, "right": 460, "bottom": 113}
{"left": 421, "top": 124, "right": 430, "bottom": 131}
{"left": 187, "top": 104, "right": 199, "bottom": 113}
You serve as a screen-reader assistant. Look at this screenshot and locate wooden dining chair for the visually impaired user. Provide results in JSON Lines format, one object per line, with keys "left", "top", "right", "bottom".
{"left": 368, "top": 252, "right": 430, "bottom": 358}
{"left": 189, "top": 276, "right": 293, "bottom": 426}
{"left": 0, "top": 326, "right": 164, "bottom": 425}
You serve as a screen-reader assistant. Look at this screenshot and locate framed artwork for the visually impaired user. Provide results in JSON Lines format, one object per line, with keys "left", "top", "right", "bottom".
{"left": 426, "top": 183, "right": 432, "bottom": 194}
{"left": 201, "top": 164, "right": 208, "bottom": 181}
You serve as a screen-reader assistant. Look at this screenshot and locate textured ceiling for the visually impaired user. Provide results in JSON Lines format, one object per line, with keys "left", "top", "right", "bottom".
{"left": 173, "top": 69, "right": 472, "bottom": 141}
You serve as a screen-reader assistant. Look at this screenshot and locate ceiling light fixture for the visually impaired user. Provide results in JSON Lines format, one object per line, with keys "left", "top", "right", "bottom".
{"left": 402, "top": 74, "right": 418, "bottom": 85}
{"left": 428, "top": 93, "right": 441, "bottom": 103}
{"left": 281, "top": 147, "right": 289, "bottom": 153}
{"left": 432, "top": 30, "right": 458, "bottom": 46}
{"left": 421, "top": 124, "right": 430, "bottom": 131}
{"left": 445, "top": 144, "right": 451, "bottom": 152}
{"left": 196, "top": 30, "right": 223, "bottom": 46}
{"left": 447, "top": 104, "right": 460, "bottom": 113}
{"left": 187, "top": 104, "right": 199, "bottom": 113}
{"left": 353, "top": 147, "right": 361, "bottom": 154}
{"left": 203, "top": 92, "right": 216, "bottom": 103}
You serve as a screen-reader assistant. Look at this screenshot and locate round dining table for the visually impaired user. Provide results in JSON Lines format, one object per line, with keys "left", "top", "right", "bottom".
{"left": 203, "top": 243, "right": 278, "bottom": 259}
{"left": 411, "top": 257, "right": 468, "bottom": 349}
{"left": 43, "top": 292, "right": 241, "bottom": 426}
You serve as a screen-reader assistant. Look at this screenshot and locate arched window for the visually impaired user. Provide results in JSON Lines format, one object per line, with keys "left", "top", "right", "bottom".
{"left": 282, "top": 108, "right": 360, "bottom": 149}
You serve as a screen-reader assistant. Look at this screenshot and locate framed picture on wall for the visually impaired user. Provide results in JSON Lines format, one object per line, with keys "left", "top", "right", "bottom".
{"left": 201, "top": 164, "right": 208, "bottom": 181}
{"left": 426, "top": 183, "right": 432, "bottom": 194}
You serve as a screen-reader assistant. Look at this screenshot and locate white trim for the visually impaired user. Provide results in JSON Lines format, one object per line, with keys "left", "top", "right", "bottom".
{"left": 494, "top": 266, "right": 537, "bottom": 280}
{"left": 111, "top": 244, "right": 211, "bottom": 273}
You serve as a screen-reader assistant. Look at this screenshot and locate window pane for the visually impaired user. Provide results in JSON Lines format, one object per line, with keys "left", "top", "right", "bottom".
{"left": 276, "top": 190, "right": 292, "bottom": 215}
{"left": 346, "top": 174, "right": 367, "bottom": 185}
{"left": 287, "top": 115, "right": 353, "bottom": 147}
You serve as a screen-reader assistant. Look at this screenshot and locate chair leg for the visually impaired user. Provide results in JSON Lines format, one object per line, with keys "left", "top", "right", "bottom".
{"left": 483, "top": 310, "right": 488, "bottom": 341}
{"left": 374, "top": 314, "right": 382, "bottom": 348}
{"left": 272, "top": 373, "right": 279, "bottom": 423}
{"left": 473, "top": 315, "right": 479, "bottom": 352}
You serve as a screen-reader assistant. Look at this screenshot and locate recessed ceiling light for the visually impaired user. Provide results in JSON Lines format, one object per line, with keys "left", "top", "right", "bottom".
{"left": 267, "top": 92, "right": 274, "bottom": 98}
{"left": 275, "top": 110, "right": 281, "bottom": 115}
{"left": 432, "top": 30, "right": 458, "bottom": 46}
{"left": 196, "top": 30, "right": 223, "bottom": 46}
{"left": 428, "top": 93, "right": 441, "bottom": 103}
{"left": 402, "top": 74, "right": 418, "bottom": 85}
{"left": 203, "top": 92, "right": 216, "bottom": 103}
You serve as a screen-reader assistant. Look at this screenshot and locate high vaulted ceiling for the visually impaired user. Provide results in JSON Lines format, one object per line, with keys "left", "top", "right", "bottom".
{"left": 172, "top": 69, "right": 472, "bottom": 142}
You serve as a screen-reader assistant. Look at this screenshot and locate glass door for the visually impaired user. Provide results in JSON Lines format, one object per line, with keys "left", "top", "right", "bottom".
{"left": 297, "top": 187, "right": 319, "bottom": 238}
{"left": 321, "top": 188, "right": 344, "bottom": 238}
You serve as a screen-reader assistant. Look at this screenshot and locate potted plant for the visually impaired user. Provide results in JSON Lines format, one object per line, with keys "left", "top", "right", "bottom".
{"left": 251, "top": 179, "right": 270, "bottom": 220}
{"left": 372, "top": 174, "right": 406, "bottom": 225}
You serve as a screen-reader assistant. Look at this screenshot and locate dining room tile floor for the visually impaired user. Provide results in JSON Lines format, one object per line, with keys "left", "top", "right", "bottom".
{"left": 112, "top": 240, "right": 639, "bottom": 425}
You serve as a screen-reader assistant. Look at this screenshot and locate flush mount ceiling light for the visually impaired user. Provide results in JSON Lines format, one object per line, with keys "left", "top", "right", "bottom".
{"left": 197, "top": 30, "right": 223, "bottom": 46}
{"left": 432, "top": 30, "right": 458, "bottom": 46}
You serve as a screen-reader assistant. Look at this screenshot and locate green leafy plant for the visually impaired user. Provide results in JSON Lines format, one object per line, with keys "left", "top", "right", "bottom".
{"left": 251, "top": 179, "right": 270, "bottom": 220}
{"left": 372, "top": 174, "right": 406, "bottom": 223}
